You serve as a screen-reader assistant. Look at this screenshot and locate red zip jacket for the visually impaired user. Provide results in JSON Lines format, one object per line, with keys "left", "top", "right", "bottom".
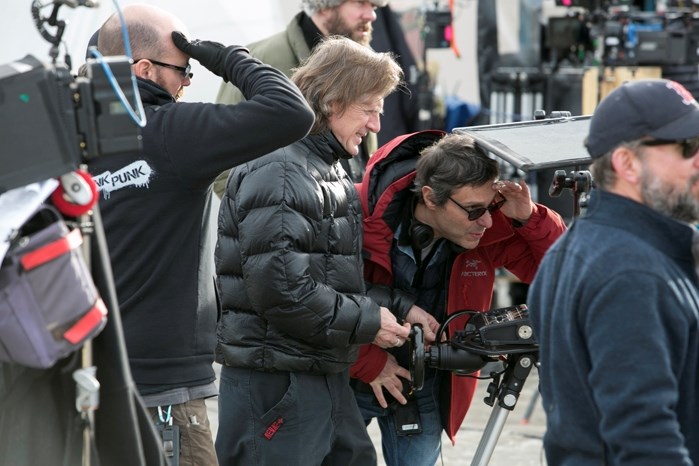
{"left": 350, "top": 131, "right": 566, "bottom": 443}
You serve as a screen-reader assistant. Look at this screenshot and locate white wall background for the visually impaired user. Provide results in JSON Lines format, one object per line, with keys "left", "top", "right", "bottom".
{"left": 1, "top": 0, "right": 300, "bottom": 104}
{"left": 2, "top": 1, "right": 568, "bottom": 109}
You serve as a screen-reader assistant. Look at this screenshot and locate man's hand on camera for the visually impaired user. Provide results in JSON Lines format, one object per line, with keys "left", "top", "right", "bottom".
{"left": 171, "top": 31, "right": 248, "bottom": 80}
{"left": 369, "top": 354, "right": 411, "bottom": 408}
{"left": 405, "top": 305, "right": 439, "bottom": 346}
{"left": 373, "top": 307, "right": 411, "bottom": 349}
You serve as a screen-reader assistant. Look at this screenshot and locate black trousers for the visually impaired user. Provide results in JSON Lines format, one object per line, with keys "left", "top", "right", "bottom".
{"left": 216, "top": 366, "right": 377, "bottom": 466}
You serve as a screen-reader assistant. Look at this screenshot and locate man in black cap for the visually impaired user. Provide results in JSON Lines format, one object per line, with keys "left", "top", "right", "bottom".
{"left": 528, "top": 79, "right": 699, "bottom": 466}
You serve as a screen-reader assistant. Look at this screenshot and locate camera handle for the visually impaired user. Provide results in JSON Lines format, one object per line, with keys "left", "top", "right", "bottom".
{"left": 548, "top": 169, "right": 593, "bottom": 217}
{"left": 471, "top": 352, "right": 537, "bottom": 466}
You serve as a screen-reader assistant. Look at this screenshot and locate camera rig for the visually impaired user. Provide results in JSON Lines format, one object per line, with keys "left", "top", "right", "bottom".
{"left": 409, "top": 304, "right": 539, "bottom": 466}
{"left": 1, "top": 0, "right": 142, "bottom": 195}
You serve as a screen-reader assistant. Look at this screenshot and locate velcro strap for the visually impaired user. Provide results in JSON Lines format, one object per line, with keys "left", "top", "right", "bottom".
{"left": 63, "top": 299, "right": 108, "bottom": 345}
{"left": 21, "top": 229, "right": 83, "bottom": 271}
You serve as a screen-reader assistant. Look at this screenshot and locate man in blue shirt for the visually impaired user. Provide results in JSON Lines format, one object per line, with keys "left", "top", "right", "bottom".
{"left": 528, "top": 79, "right": 699, "bottom": 466}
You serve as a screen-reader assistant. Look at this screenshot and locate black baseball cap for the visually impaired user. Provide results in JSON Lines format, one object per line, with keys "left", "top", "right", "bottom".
{"left": 585, "top": 79, "right": 699, "bottom": 158}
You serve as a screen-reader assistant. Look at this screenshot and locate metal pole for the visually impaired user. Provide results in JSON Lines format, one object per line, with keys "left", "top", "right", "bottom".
{"left": 471, "top": 403, "right": 511, "bottom": 466}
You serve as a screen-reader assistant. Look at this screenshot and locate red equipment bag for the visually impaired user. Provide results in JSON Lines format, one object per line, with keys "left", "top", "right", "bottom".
{"left": 0, "top": 206, "right": 107, "bottom": 368}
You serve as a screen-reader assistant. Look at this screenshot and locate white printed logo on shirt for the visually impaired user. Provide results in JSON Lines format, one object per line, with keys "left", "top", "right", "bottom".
{"left": 461, "top": 259, "right": 488, "bottom": 277}
{"left": 93, "top": 161, "right": 153, "bottom": 199}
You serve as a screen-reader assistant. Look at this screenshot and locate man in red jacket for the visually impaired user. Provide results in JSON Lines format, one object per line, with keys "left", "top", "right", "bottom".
{"left": 350, "top": 131, "right": 566, "bottom": 465}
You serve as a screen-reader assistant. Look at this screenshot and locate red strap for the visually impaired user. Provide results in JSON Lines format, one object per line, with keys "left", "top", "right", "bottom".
{"left": 63, "top": 299, "right": 108, "bottom": 345}
{"left": 20, "top": 229, "right": 83, "bottom": 271}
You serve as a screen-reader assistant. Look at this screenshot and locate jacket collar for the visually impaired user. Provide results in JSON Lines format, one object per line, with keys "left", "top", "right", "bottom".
{"left": 584, "top": 189, "right": 694, "bottom": 262}
{"left": 303, "top": 130, "right": 353, "bottom": 164}
{"left": 137, "top": 77, "right": 175, "bottom": 107}
{"left": 298, "top": 11, "right": 325, "bottom": 50}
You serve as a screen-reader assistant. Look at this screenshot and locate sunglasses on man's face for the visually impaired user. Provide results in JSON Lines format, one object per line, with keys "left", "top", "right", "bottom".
{"left": 639, "top": 136, "right": 699, "bottom": 159}
{"left": 448, "top": 193, "right": 507, "bottom": 221}
{"left": 134, "top": 58, "right": 193, "bottom": 79}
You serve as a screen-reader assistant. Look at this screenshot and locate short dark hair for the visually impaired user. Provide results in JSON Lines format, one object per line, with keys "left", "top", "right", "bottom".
{"left": 414, "top": 133, "right": 499, "bottom": 205}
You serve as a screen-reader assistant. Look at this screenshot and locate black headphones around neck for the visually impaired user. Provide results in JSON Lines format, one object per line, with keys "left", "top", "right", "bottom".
{"left": 409, "top": 217, "right": 434, "bottom": 251}
{"left": 398, "top": 196, "right": 435, "bottom": 251}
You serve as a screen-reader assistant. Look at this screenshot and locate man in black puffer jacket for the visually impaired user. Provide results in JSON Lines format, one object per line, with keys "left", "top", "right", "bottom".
{"left": 215, "top": 37, "right": 410, "bottom": 466}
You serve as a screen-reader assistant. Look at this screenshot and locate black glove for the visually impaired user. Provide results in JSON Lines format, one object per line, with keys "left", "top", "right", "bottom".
{"left": 172, "top": 31, "right": 246, "bottom": 79}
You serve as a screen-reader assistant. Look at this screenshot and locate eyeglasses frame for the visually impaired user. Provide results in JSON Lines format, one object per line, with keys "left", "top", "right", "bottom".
{"left": 134, "top": 58, "right": 193, "bottom": 79}
{"left": 448, "top": 192, "right": 507, "bottom": 221}
{"left": 639, "top": 136, "right": 699, "bottom": 159}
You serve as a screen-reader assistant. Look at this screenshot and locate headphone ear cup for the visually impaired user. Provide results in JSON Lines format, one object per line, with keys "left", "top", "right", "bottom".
{"left": 409, "top": 220, "right": 434, "bottom": 250}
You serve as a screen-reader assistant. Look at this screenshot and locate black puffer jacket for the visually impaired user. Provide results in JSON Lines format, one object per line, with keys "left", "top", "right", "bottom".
{"left": 215, "top": 131, "right": 381, "bottom": 374}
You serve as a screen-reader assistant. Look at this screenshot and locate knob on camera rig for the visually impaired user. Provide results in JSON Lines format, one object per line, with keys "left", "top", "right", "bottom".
{"left": 408, "top": 304, "right": 539, "bottom": 466}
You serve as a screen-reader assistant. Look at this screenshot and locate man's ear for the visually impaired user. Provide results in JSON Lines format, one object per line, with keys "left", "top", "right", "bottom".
{"left": 421, "top": 186, "right": 437, "bottom": 210}
{"left": 610, "top": 146, "right": 642, "bottom": 185}
{"left": 132, "top": 59, "right": 153, "bottom": 80}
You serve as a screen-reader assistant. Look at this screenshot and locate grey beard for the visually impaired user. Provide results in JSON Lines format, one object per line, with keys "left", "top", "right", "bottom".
{"left": 640, "top": 171, "right": 699, "bottom": 224}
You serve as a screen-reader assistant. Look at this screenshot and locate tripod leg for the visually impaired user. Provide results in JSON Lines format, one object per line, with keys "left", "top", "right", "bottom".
{"left": 470, "top": 353, "right": 536, "bottom": 466}
{"left": 470, "top": 403, "right": 510, "bottom": 466}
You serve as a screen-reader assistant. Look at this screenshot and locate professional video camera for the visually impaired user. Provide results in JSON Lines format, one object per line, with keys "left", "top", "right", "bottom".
{"left": 408, "top": 304, "right": 539, "bottom": 465}
{"left": 409, "top": 305, "right": 537, "bottom": 388}
{"left": 0, "top": 0, "right": 142, "bottom": 195}
{"left": 409, "top": 304, "right": 538, "bottom": 390}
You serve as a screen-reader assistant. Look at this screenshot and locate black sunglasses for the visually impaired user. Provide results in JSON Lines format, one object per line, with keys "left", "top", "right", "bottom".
{"left": 639, "top": 136, "right": 699, "bottom": 159}
{"left": 448, "top": 193, "right": 507, "bottom": 221}
{"left": 135, "top": 58, "right": 193, "bottom": 79}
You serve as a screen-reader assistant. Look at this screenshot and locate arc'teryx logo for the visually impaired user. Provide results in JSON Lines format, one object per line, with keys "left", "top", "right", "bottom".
{"left": 465, "top": 260, "right": 480, "bottom": 268}
{"left": 461, "top": 259, "right": 488, "bottom": 277}
{"left": 93, "top": 161, "right": 153, "bottom": 199}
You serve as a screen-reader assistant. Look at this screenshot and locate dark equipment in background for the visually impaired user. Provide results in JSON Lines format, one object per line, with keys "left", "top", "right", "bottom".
{"left": 422, "top": 8, "right": 453, "bottom": 49}
{"left": 546, "top": 1, "right": 699, "bottom": 97}
{"left": 546, "top": 14, "right": 594, "bottom": 69}
{"left": 371, "top": 6, "right": 421, "bottom": 146}
{"left": 554, "top": 0, "right": 595, "bottom": 8}
{"left": 416, "top": 1, "right": 454, "bottom": 131}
